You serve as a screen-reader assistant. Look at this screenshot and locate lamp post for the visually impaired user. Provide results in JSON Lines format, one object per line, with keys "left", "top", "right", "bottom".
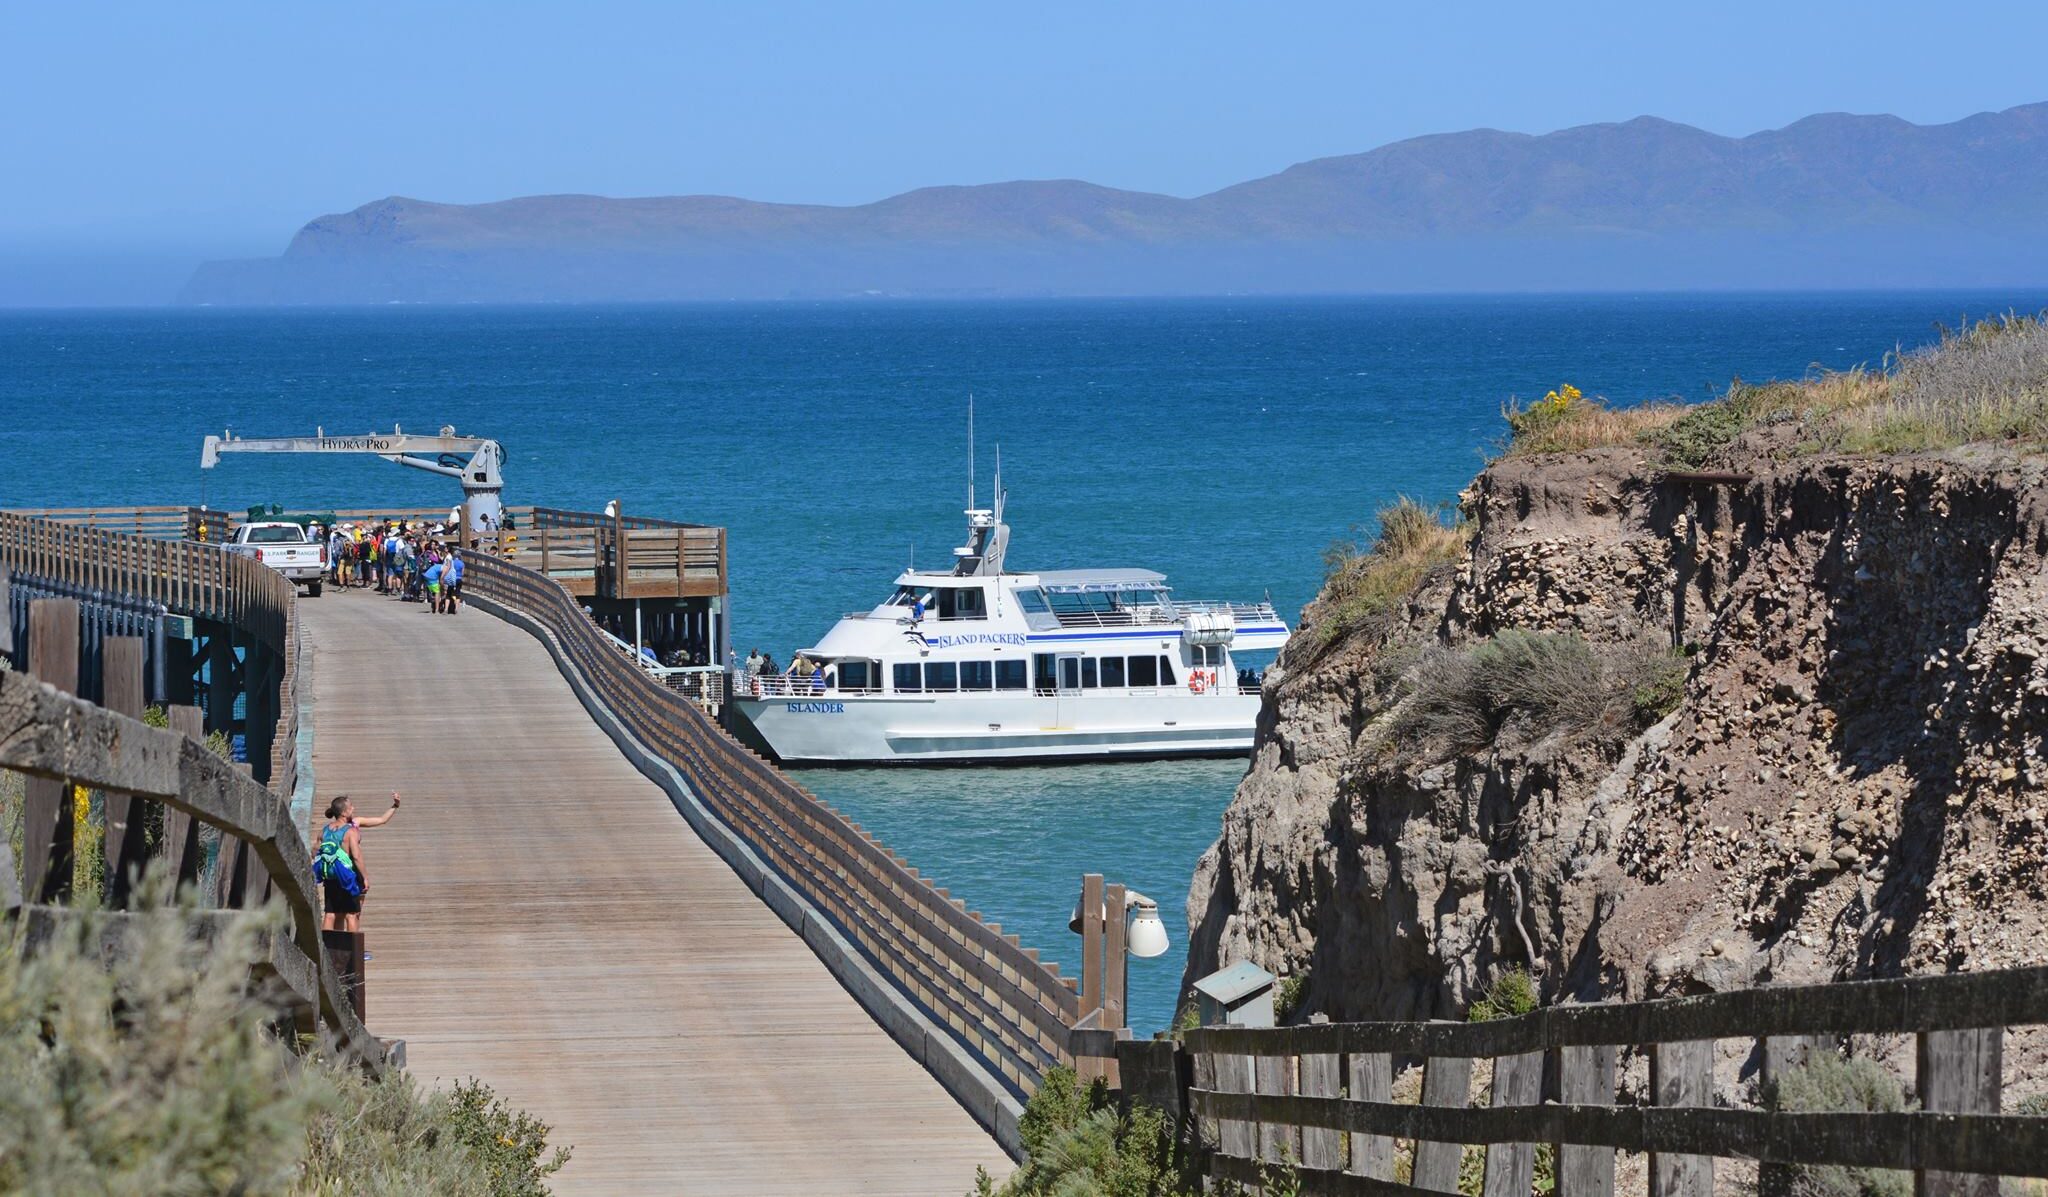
{"left": 1069, "top": 873, "right": 1170, "bottom": 1082}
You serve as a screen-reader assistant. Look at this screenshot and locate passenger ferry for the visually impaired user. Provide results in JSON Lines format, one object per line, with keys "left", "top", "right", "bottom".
{"left": 732, "top": 482, "right": 1289, "bottom": 764}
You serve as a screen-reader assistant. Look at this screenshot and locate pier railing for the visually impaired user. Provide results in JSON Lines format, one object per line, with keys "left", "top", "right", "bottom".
{"left": 497, "top": 505, "right": 725, "bottom": 601}
{"left": 1112, "top": 966, "right": 2048, "bottom": 1196}
{"left": 464, "top": 552, "right": 1088, "bottom": 1103}
{"left": 0, "top": 620, "right": 384, "bottom": 1070}
{"left": 0, "top": 510, "right": 303, "bottom": 798}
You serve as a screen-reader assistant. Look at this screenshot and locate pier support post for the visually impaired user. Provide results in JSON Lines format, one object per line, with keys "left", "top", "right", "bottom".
{"left": 23, "top": 599, "right": 80, "bottom": 903}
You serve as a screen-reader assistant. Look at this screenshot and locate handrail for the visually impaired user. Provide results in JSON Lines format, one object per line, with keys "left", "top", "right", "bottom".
{"left": 0, "top": 669, "right": 383, "bottom": 1067}
{"left": 464, "top": 552, "right": 1081, "bottom": 1097}
{"left": 0, "top": 511, "right": 303, "bottom": 798}
{"left": 0, "top": 511, "right": 293, "bottom": 653}
{"left": 1126, "top": 964, "right": 2048, "bottom": 1194}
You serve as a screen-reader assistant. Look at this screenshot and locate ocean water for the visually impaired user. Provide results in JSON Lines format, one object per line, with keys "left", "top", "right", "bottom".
{"left": 4, "top": 291, "right": 2045, "bottom": 1032}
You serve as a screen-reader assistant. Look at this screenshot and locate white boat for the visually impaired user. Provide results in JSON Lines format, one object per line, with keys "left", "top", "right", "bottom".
{"left": 732, "top": 477, "right": 1289, "bottom": 765}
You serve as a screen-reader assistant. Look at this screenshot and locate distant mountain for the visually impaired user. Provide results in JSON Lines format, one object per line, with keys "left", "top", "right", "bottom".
{"left": 182, "top": 103, "right": 2048, "bottom": 303}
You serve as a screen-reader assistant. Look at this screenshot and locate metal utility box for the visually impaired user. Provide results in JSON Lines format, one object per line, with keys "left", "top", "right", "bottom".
{"left": 1193, "top": 960, "right": 1277, "bottom": 1028}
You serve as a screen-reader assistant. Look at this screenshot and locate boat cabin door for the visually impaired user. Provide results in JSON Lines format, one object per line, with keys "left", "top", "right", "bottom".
{"left": 1055, "top": 653, "right": 1083, "bottom": 726}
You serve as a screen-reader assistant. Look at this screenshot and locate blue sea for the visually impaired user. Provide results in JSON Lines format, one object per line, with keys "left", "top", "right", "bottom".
{"left": 4, "top": 292, "right": 2044, "bottom": 1031}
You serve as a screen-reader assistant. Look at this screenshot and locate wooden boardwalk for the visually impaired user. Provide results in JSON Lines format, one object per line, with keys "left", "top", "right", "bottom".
{"left": 301, "top": 589, "right": 1009, "bottom": 1195}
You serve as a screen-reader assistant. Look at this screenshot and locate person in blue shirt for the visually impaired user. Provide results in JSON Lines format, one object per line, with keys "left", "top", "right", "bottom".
{"left": 441, "top": 550, "right": 466, "bottom": 615}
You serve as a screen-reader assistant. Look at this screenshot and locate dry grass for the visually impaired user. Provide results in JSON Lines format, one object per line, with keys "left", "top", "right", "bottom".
{"left": 1502, "top": 387, "right": 1686, "bottom": 456}
{"left": 1384, "top": 630, "right": 1684, "bottom": 756}
{"left": 1311, "top": 499, "right": 1470, "bottom": 654}
{"left": 1497, "top": 312, "right": 2048, "bottom": 463}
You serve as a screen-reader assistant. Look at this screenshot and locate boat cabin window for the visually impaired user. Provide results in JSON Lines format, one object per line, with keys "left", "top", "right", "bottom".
{"left": 838, "top": 660, "right": 874, "bottom": 691}
{"left": 893, "top": 663, "right": 922, "bottom": 693}
{"left": 884, "top": 586, "right": 920, "bottom": 607}
{"left": 1101, "top": 657, "right": 1126, "bottom": 687}
{"left": 1016, "top": 589, "right": 1050, "bottom": 614}
{"left": 1081, "top": 659, "right": 1098, "bottom": 689}
{"left": 1058, "top": 657, "right": 1081, "bottom": 690}
{"left": 925, "top": 662, "right": 959, "bottom": 692}
{"left": 1158, "top": 655, "right": 1178, "bottom": 686}
{"left": 1191, "top": 644, "right": 1224, "bottom": 667}
{"left": 935, "top": 587, "right": 986, "bottom": 621}
{"left": 996, "top": 660, "right": 1028, "bottom": 690}
{"left": 961, "top": 661, "right": 993, "bottom": 690}
{"left": 1034, "top": 654, "right": 1057, "bottom": 692}
{"left": 1127, "top": 655, "right": 1158, "bottom": 687}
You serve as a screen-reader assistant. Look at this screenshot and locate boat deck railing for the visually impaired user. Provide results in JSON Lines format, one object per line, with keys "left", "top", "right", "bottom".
{"left": 1046, "top": 598, "right": 1279, "bottom": 630}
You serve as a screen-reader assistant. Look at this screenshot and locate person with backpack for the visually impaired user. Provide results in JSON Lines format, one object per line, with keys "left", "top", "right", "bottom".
{"left": 313, "top": 792, "right": 402, "bottom": 931}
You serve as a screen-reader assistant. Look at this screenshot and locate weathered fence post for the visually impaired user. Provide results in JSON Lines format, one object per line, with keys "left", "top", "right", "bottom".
{"left": 23, "top": 597, "right": 80, "bottom": 902}
{"left": 100, "top": 636, "right": 152, "bottom": 906}
{"left": 1760, "top": 1035, "right": 1823, "bottom": 1197}
{"left": 1651, "top": 1040, "right": 1714, "bottom": 1197}
{"left": 1916, "top": 1028, "right": 2002, "bottom": 1197}
{"left": 1558, "top": 1043, "right": 1617, "bottom": 1197}
{"left": 1300, "top": 1015, "right": 1342, "bottom": 1173}
{"left": 1346, "top": 1045, "right": 1395, "bottom": 1180}
{"left": 1255, "top": 1043, "right": 1298, "bottom": 1166}
{"left": 1115, "top": 1037, "right": 1185, "bottom": 1128}
{"left": 1412, "top": 1050, "right": 1474, "bottom": 1193}
{"left": 159, "top": 705, "right": 206, "bottom": 889}
{"left": 1483, "top": 1049, "right": 1543, "bottom": 1197}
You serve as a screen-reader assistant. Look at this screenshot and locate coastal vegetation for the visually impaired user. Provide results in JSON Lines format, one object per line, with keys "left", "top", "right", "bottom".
{"left": 1384, "top": 629, "right": 1684, "bottom": 755}
{"left": 1314, "top": 498, "right": 1468, "bottom": 655}
{"left": 0, "top": 878, "right": 569, "bottom": 1194}
{"left": 1761, "top": 1052, "right": 1911, "bottom": 1197}
{"left": 1500, "top": 311, "right": 2048, "bottom": 464}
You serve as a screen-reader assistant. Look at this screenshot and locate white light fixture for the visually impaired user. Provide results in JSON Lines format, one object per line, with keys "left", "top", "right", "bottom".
{"left": 1068, "top": 888, "right": 1171, "bottom": 959}
{"left": 1126, "top": 896, "right": 1169, "bottom": 959}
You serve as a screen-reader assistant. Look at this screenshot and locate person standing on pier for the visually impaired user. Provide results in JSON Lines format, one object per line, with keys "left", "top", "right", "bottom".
{"left": 314, "top": 791, "right": 401, "bottom": 932}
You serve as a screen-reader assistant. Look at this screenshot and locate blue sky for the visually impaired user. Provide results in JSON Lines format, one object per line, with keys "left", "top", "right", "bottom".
{"left": 4, "top": 1, "right": 2044, "bottom": 303}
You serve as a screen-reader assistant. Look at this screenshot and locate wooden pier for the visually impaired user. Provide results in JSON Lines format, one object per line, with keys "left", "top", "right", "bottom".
{"left": 302, "top": 589, "right": 1009, "bottom": 1194}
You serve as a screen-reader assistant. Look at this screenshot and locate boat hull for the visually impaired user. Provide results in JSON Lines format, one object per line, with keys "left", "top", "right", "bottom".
{"left": 732, "top": 690, "right": 1262, "bottom": 765}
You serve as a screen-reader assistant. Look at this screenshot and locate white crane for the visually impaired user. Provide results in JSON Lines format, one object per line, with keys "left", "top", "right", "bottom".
{"left": 200, "top": 425, "right": 506, "bottom": 532}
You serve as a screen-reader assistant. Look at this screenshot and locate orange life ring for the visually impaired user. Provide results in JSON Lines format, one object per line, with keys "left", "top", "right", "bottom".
{"left": 1189, "top": 672, "right": 1207, "bottom": 694}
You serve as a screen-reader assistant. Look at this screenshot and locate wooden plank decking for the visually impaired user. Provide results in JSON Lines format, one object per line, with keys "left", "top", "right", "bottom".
{"left": 301, "top": 589, "right": 1009, "bottom": 1195}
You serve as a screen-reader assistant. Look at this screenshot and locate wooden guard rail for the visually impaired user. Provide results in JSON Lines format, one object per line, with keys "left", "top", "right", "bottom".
{"left": 1114, "top": 966, "right": 2048, "bottom": 1195}
{"left": 463, "top": 552, "right": 1083, "bottom": 1097}
{"left": 0, "top": 510, "right": 290, "bottom": 651}
{"left": 0, "top": 668, "right": 383, "bottom": 1067}
{"left": 504, "top": 505, "right": 726, "bottom": 600}
{"left": 0, "top": 511, "right": 303, "bottom": 801}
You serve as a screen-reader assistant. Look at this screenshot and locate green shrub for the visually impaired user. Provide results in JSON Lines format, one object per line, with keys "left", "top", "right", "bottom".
{"left": 1466, "top": 968, "right": 1538, "bottom": 1023}
{"left": 0, "top": 890, "right": 569, "bottom": 1195}
{"left": 980, "top": 1065, "right": 1196, "bottom": 1196}
{"left": 1762, "top": 1052, "right": 1911, "bottom": 1197}
{"left": 1273, "top": 973, "right": 1309, "bottom": 1023}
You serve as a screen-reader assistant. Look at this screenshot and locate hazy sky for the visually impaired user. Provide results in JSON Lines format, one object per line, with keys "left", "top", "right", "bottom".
{"left": 4, "top": 1, "right": 2045, "bottom": 304}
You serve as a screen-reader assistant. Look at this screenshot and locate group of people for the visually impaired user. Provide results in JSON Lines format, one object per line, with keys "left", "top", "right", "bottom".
{"left": 318, "top": 521, "right": 468, "bottom": 614}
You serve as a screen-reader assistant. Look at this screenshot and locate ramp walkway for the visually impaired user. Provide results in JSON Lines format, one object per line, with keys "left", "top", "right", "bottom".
{"left": 301, "top": 589, "right": 1008, "bottom": 1195}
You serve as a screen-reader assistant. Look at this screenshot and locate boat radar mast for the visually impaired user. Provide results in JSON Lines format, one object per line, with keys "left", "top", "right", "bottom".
{"left": 952, "top": 402, "right": 1007, "bottom": 576}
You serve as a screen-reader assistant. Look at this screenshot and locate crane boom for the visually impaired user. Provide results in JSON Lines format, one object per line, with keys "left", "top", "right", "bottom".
{"left": 200, "top": 425, "right": 506, "bottom": 533}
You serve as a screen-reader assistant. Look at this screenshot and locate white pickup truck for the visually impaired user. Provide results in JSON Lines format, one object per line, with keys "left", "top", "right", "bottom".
{"left": 223, "top": 521, "right": 327, "bottom": 597}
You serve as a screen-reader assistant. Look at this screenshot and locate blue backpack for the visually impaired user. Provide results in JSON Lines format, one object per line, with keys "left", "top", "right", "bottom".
{"left": 313, "top": 823, "right": 363, "bottom": 896}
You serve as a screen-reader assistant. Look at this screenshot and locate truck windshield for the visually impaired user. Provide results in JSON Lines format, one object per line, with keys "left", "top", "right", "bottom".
{"left": 244, "top": 526, "right": 304, "bottom": 543}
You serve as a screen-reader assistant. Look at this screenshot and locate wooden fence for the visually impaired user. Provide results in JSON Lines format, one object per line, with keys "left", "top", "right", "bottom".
{"left": 0, "top": 504, "right": 240, "bottom": 543}
{"left": 1107, "top": 965, "right": 2048, "bottom": 1196}
{"left": 0, "top": 631, "right": 384, "bottom": 1068}
{"left": 463, "top": 552, "right": 1087, "bottom": 1098}
{"left": 498, "top": 505, "right": 726, "bottom": 600}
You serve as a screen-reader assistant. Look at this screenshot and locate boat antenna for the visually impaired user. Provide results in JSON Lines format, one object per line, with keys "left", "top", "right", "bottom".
{"left": 968, "top": 393, "right": 976, "bottom": 512}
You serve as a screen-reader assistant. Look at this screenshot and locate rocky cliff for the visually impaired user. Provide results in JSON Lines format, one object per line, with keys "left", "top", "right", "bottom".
{"left": 1183, "top": 382, "right": 2048, "bottom": 1028}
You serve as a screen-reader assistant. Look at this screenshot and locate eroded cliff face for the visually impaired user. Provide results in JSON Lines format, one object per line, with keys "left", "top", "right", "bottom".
{"left": 1183, "top": 445, "right": 2048, "bottom": 1022}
